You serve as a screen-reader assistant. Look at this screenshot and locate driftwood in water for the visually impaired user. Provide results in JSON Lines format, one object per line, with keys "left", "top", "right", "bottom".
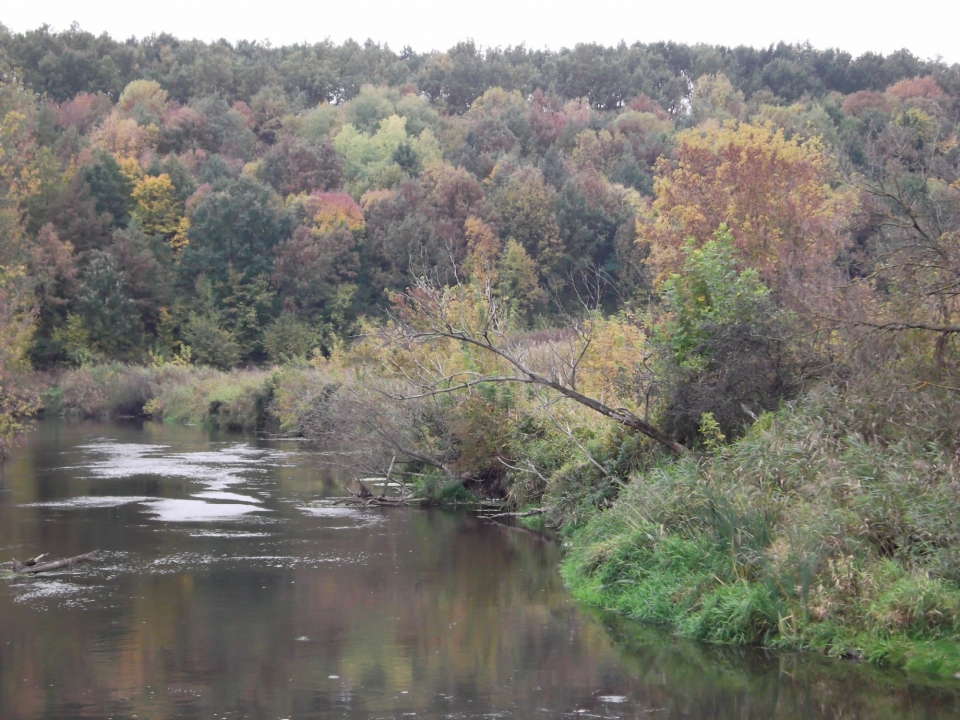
{"left": 484, "top": 508, "right": 545, "bottom": 519}
{"left": 332, "top": 494, "right": 427, "bottom": 507}
{"left": 339, "top": 467, "right": 423, "bottom": 507}
{"left": 11, "top": 551, "right": 98, "bottom": 575}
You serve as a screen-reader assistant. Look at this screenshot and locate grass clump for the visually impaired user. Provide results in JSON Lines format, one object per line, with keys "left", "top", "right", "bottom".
{"left": 41, "top": 363, "right": 156, "bottom": 418}
{"left": 145, "top": 365, "right": 276, "bottom": 430}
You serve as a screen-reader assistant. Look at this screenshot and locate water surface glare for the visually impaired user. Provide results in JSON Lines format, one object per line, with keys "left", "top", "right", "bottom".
{"left": 2, "top": 420, "right": 960, "bottom": 719}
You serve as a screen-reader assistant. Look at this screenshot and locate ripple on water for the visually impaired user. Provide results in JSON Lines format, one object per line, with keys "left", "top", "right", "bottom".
{"left": 13, "top": 579, "right": 102, "bottom": 608}
{"left": 187, "top": 530, "right": 273, "bottom": 538}
{"left": 148, "top": 551, "right": 365, "bottom": 573}
{"left": 72, "top": 440, "right": 292, "bottom": 491}
{"left": 297, "top": 505, "right": 384, "bottom": 526}
{"left": 22, "top": 496, "right": 154, "bottom": 509}
{"left": 596, "top": 695, "right": 628, "bottom": 703}
{"left": 142, "top": 498, "right": 268, "bottom": 523}
{"left": 191, "top": 491, "right": 263, "bottom": 504}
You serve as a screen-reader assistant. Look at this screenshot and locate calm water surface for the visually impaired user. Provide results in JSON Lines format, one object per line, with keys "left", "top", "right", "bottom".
{"left": 1, "top": 421, "right": 960, "bottom": 719}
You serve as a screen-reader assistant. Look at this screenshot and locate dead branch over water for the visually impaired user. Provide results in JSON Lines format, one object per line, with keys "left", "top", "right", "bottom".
{"left": 10, "top": 551, "right": 98, "bottom": 575}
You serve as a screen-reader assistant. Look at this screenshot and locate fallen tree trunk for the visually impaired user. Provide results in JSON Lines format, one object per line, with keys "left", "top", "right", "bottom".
{"left": 12, "top": 551, "right": 98, "bottom": 575}
{"left": 17, "top": 553, "right": 48, "bottom": 567}
{"left": 484, "top": 508, "right": 545, "bottom": 519}
{"left": 332, "top": 495, "right": 427, "bottom": 507}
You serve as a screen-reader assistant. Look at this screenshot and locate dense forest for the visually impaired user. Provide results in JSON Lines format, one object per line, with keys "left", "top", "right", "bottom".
{"left": 4, "top": 24, "right": 960, "bottom": 673}
{"left": 0, "top": 25, "right": 956, "bottom": 368}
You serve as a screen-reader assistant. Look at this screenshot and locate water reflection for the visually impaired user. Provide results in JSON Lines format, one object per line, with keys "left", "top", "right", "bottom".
{"left": 0, "top": 420, "right": 959, "bottom": 719}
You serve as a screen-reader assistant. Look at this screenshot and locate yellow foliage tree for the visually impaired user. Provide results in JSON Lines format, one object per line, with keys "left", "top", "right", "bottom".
{"left": 690, "top": 73, "right": 744, "bottom": 123}
{"left": 640, "top": 122, "right": 852, "bottom": 289}
{"left": 497, "top": 239, "right": 542, "bottom": 322}
{"left": 89, "top": 113, "right": 159, "bottom": 159}
{"left": 0, "top": 265, "right": 37, "bottom": 456}
{"left": 131, "top": 173, "right": 182, "bottom": 237}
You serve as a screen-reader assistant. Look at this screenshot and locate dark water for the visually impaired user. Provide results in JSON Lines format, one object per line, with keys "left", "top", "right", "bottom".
{"left": 1, "top": 422, "right": 959, "bottom": 719}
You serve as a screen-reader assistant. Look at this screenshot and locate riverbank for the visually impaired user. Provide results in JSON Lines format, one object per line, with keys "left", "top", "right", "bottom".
{"left": 25, "top": 361, "right": 960, "bottom": 677}
{"left": 7, "top": 419, "right": 959, "bottom": 719}
{"left": 562, "top": 387, "right": 960, "bottom": 677}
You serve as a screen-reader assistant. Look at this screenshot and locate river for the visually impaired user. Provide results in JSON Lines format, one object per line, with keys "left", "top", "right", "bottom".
{"left": 1, "top": 420, "right": 959, "bottom": 719}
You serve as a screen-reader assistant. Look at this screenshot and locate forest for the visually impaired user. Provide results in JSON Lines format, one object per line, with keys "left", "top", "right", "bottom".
{"left": 3, "top": 23, "right": 960, "bottom": 673}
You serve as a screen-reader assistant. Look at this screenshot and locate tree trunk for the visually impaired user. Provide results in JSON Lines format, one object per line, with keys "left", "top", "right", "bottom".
{"left": 12, "top": 551, "right": 97, "bottom": 575}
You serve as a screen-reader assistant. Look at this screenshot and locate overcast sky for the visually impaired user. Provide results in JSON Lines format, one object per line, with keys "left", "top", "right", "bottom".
{"left": 3, "top": 0, "right": 958, "bottom": 64}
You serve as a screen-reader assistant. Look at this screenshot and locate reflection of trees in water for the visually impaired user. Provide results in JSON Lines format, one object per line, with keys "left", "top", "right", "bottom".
{"left": 595, "top": 611, "right": 960, "bottom": 719}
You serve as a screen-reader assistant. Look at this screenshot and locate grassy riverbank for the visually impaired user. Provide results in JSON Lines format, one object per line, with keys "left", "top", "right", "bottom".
{"left": 562, "top": 385, "right": 960, "bottom": 677}
{"left": 38, "top": 363, "right": 280, "bottom": 430}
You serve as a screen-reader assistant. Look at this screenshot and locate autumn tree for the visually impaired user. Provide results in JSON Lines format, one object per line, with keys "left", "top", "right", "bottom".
{"left": 257, "top": 134, "right": 343, "bottom": 196}
{"left": 0, "top": 264, "right": 36, "bottom": 455}
{"left": 83, "top": 151, "right": 134, "bottom": 227}
{"left": 131, "top": 173, "right": 182, "bottom": 237}
{"left": 652, "top": 230, "right": 804, "bottom": 441}
{"left": 483, "top": 165, "right": 562, "bottom": 268}
{"left": 274, "top": 193, "right": 363, "bottom": 326}
{"left": 379, "top": 275, "right": 686, "bottom": 454}
{"left": 641, "top": 121, "right": 851, "bottom": 291}
{"left": 497, "top": 239, "right": 543, "bottom": 323}
{"left": 179, "top": 176, "right": 293, "bottom": 288}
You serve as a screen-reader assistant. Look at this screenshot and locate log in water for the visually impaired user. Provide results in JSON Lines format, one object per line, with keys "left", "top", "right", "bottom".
{"left": 11, "top": 551, "right": 97, "bottom": 575}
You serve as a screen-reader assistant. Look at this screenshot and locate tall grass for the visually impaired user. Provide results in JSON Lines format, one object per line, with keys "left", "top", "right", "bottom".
{"left": 43, "top": 363, "right": 279, "bottom": 431}
{"left": 562, "top": 387, "right": 960, "bottom": 676}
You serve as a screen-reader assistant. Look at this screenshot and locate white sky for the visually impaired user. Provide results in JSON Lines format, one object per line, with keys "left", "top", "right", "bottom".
{"left": 2, "top": 0, "right": 959, "bottom": 64}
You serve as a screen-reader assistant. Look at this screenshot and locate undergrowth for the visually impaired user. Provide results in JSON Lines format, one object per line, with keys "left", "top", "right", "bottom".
{"left": 562, "top": 386, "right": 960, "bottom": 676}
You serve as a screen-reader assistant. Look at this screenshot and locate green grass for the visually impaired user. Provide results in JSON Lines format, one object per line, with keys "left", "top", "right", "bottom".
{"left": 562, "top": 390, "right": 960, "bottom": 677}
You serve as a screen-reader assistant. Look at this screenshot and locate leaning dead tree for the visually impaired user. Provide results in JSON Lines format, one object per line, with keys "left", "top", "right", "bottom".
{"left": 380, "top": 277, "right": 686, "bottom": 455}
{"left": 10, "top": 551, "right": 98, "bottom": 575}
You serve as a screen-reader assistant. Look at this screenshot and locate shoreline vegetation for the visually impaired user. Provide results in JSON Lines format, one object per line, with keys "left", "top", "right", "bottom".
{"left": 26, "top": 349, "right": 960, "bottom": 677}
{"left": 3, "top": 26, "right": 960, "bottom": 676}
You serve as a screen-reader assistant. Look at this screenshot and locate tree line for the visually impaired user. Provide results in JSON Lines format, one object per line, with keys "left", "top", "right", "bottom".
{"left": 0, "top": 25, "right": 958, "bottom": 457}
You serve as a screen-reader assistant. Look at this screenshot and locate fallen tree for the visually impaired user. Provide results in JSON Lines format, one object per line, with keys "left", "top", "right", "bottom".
{"left": 383, "top": 277, "right": 687, "bottom": 455}
{"left": 11, "top": 551, "right": 98, "bottom": 575}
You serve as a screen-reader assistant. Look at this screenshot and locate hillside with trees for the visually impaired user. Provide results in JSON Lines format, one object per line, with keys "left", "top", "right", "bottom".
{"left": 3, "top": 24, "right": 960, "bottom": 673}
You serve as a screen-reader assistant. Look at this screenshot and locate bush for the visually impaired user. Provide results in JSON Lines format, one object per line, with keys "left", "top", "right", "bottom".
{"left": 145, "top": 365, "right": 275, "bottom": 430}
{"left": 44, "top": 363, "right": 276, "bottom": 430}
{"left": 652, "top": 231, "right": 807, "bottom": 443}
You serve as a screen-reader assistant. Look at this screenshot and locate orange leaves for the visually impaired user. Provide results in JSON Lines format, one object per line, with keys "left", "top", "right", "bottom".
{"left": 886, "top": 76, "right": 944, "bottom": 101}
{"left": 641, "top": 122, "right": 852, "bottom": 289}
{"left": 296, "top": 191, "right": 366, "bottom": 238}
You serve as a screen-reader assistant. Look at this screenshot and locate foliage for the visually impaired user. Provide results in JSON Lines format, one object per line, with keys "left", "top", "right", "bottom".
{"left": 130, "top": 173, "right": 181, "bottom": 236}
{"left": 650, "top": 229, "right": 805, "bottom": 442}
{"left": 656, "top": 229, "right": 771, "bottom": 368}
{"left": 641, "top": 121, "right": 850, "bottom": 290}
{"left": 0, "top": 265, "right": 38, "bottom": 456}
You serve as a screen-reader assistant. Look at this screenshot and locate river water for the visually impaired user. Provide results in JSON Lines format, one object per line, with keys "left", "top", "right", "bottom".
{"left": 1, "top": 421, "right": 959, "bottom": 719}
